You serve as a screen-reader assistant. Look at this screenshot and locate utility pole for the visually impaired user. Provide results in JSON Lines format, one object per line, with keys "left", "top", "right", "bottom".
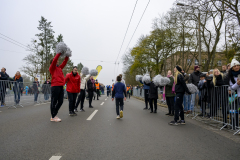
{"left": 198, "top": 12, "right": 201, "bottom": 70}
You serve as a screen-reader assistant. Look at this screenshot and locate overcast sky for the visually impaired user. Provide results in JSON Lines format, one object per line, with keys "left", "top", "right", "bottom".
{"left": 0, "top": 0, "right": 176, "bottom": 85}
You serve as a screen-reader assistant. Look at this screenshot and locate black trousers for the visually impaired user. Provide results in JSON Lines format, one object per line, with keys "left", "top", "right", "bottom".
{"left": 149, "top": 98, "right": 157, "bottom": 111}
{"left": 166, "top": 97, "right": 175, "bottom": 115}
{"left": 50, "top": 86, "right": 64, "bottom": 118}
{"left": 75, "top": 90, "right": 86, "bottom": 109}
{"left": 127, "top": 92, "right": 131, "bottom": 99}
{"left": 174, "top": 93, "right": 184, "bottom": 122}
{"left": 116, "top": 98, "right": 124, "bottom": 115}
{"left": 144, "top": 89, "right": 149, "bottom": 108}
{"left": 68, "top": 92, "right": 77, "bottom": 112}
{"left": 89, "top": 91, "right": 93, "bottom": 106}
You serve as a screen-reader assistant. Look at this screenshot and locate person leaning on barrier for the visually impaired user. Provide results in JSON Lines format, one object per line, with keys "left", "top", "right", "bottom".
{"left": 0, "top": 67, "right": 9, "bottom": 107}
{"left": 164, "top": 70, "right": 175, "bottom": 116}
{"left": 197, "top": 74, "right": 206, "bottom": 117}
{"left": 12, "top": 71, "right": 23, "bottom": 104}
{"left": 181, "top": 69, "right": 191, "bottom": 113}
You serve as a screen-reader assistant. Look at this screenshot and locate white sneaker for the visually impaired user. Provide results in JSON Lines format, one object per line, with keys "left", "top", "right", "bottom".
{"left": 55, "top": 116, "right": 62, "bottom": 121}
{"left": 116, "top": 115, "right": 120, "bottom": 119}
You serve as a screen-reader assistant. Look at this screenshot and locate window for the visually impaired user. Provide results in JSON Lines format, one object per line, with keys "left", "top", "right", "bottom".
{"left": 195, "top": 59, "right": 199, "bottom": 65}
{"left": 187, "top": 59, "right": 192, "bottom": 65}
{"left": 217, "top": 60, "right": 222, "bottom": 66}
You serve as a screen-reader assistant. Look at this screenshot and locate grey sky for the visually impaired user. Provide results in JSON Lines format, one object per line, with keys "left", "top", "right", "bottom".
{"left": 0, "top": 0, "right": 176, "bottom": 85}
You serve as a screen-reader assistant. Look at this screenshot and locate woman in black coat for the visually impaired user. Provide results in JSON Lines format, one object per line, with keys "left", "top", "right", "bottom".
{"left": 87, "top": 76, "right": 95, "bottom": 108}
{"left": 169, "top": 65, "right": 191, "bottom": 125}
{"left": 33, "top": 78, "right": 40, "bottom": 103}
{"left": 145, "top": 81, "right": 158, "bottom": 113}
{"left": 13, "top": 71, "right": 23, "bottom": 104}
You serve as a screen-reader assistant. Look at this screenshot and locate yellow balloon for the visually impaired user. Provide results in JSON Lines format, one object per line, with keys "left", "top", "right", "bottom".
{"left": 94, "top": 65, "right": 102, "bottom": 80}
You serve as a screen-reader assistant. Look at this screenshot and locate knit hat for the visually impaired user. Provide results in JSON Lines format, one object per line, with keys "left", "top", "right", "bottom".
{"left": 230, "top": 59, "right": 240, "bottom": 68}
{"left": 194, "top": 65, "right": 200, "bottom": 71}
{"left": 176, "top": 65, "right": 182, "bottom": 72}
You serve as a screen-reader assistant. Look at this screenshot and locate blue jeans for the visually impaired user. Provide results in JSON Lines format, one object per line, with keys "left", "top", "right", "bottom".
{"left": 190, "top": 91, "right": 200, "bottom": 111}
{"left": 34, "top": 93, "right": 38, "bottom": 102}
{"left": 183, "top": 94, "right": 191, "bottom": 111}
{"left": 44, "top": 94, "right": 49, "bottom": 100}
{"left": 14, "top": 91, "right": 20, "bottom": 103}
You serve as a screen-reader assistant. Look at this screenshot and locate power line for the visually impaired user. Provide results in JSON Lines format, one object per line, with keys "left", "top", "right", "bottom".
{"left": 123, "top": 0, "right": 151, "bottom": 55}
{"left": 115, "top": 0, "right": 138, "bottom": 63}
{"left": 0, "top": 37, "right": 28, "bottom": 50}
{"left": 0, "top": 33, "right": 29, "bottom": 48}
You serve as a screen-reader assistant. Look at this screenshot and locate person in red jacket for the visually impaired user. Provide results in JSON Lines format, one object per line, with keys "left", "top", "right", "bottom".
{"left": 65, "top": 66, "right": 81, "bottom": 116}
{"left": 49, "top": 53, "right": 69, "bottom": 122}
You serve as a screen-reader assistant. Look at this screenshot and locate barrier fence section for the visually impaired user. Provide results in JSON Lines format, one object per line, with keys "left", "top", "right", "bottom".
{"left": 0, "top": 80, "right": 51, "bottom": 109}
{"left": 133, "top": 85, "right": 240, "bottom": 135}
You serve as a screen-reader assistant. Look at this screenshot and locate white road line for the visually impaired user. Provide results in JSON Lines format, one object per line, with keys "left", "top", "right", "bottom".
{"left": 100, "top": 102, "right": 104, "bottom": 105}
{"left": 49, "top": 156, "right": 62, "bottom": 160}
{"left": 87, "top": 110, "right": 98, "bottom": 120}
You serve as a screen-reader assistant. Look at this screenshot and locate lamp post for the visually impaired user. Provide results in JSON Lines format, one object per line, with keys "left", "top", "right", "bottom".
{"left": 177, "top": 3, "right": 201, "bottom": 70}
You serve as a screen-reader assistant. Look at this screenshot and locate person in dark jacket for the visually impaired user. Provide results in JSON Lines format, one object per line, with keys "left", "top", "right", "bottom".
{"left": 164, "top": 70, "right": 175, "bottom": 116}
{"left": 189, "top": 65, "right": 202, "bottom": 112}
{"left": 145, "top": 81, "right": 159, "bottom": 113}
{"left": 42, "top": 78, "right": 51, "bottom": 101}
{"left": 198, "top": 74, "right": 206, "bottom": 116}
{"left": 0, "top": 67, "right": 9, "bottom": 107}
{"left": 33, "top": 78, "right": 40, "bottom": 103}
{"left": 112, "top": 76, "right": 127, "bottom": 119}
{"left": 106, "top": 85, "right": 110, "bottom": 97}
{"left": 140, "top": 80, "right": 150, "bottom": 110}
{"left": 87, "top": 76, "right": 95, "bottom": 108}
{"left": 13, "top": 71, "right": 23, "bottom": 104}
{"left": 182, "top": 70, "right": 191, "bottom": 113}
{"left": 169, "top": 65, "right": 191, "bottom": 125}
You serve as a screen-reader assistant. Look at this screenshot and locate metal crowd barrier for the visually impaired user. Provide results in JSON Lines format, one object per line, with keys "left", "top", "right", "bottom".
{"left": 0, "top": 80, "right": 51, "bottom": 109}
{"left": 133, "top": 85, "right": 240, "bottom": 135}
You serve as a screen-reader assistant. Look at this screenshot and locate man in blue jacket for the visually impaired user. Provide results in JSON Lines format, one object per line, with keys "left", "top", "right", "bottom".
{"left": 112, "top": 76, "right": 127, "bottom": 119}
{"left": 140, "top": 80, "right": 150, "bottom": 110}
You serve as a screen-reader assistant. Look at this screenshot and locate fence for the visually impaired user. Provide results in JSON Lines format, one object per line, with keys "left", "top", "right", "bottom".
{"left": 0, "top": 80, "right": 52, "bottom": 109}
{"left": 133, "top": 85, "right": 240, "bottom": 135}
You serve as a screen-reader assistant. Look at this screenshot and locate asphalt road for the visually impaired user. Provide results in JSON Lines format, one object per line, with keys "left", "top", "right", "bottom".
{"left": 0, "top": 95, "right": 239, "bottom": 160}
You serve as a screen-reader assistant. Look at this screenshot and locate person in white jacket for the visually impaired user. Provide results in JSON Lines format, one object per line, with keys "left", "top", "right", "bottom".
{"left": 75, "top": 73, "right": 90, "bottom": 112}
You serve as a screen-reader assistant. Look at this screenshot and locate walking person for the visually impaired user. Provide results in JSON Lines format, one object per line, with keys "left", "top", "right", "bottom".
{"left": 147, "top": 81, "right": 159, "bottom": 113}
{"left": 87, "top": 76, "right": 95, "bottom": 108}
{"left": 0, "top": 67, "right": 9, "bottom": 107}
{"left": 33, "top": 78, "right": 40, "bottom": 103}
{"left": 65, "top": 66, "right": 81, "bottom": 116}
{"left": 13, "top": 71, "right": 23, "bottom": 104}
{"left": 75, "top": 73, "right": 90, "bottom": 112}
{"left": 49, "top": 52, "right": 69, "bottom": 122}
{"left": 106, "top": 85, "right": 110, "bottom": 97}
{"left": 25, "top": 86, "right": 29, "bottom": 96}
{"left": 94, "top": 79, "right": 100, "bottom": 100}
{"left": 42, "top": 78, "right": 51, "bottom": 102}
{"left": 169, "top": 65, "right": 191, "bottom": 125}
{"left": 126, "top": 85, "right": 131, "bottom": 99}
{"left": 164, "top": 70, "right": 175, "bottom": 116}
{"left": 112, "top": 76, "right": 127, "bottom": 119}
{"left": 140, "top": 79, "right": 150, "bottom": 110}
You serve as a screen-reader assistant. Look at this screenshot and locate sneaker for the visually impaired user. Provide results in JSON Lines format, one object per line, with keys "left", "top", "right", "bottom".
{"left": 73, "top": 112, "right": 77, "bottom": 116}
{"left": 120, "top": 110, "right": 123, "bottom": 118}
{"left": 80, "top": 109, "right": 85, "bottom": 112}
{"left": 89, "top": 106, "right": 94, "bottom": 108}
{"left": 150, "top": 111, "right": 153, "bottom": 113}
{"left": 177, "top": 120, "right": 186, "bottom": 125}
{"left": 154, "top": 110, "right": 157, "bottom": 113}
{"left": 69, "top": 111, "right": 74, "bottom": 116}
{"left": 143, "top": 108, "right": 148, "bottom": 110}
{"left": 165, "top": 113, "right": 170, "bottom": 115}
{"left": 55, "top": 116, "right": 62, "bottom": 121}
{"left": 74, "top": 109, "right": 78, "bottom": 112}
{"left": 169, "top": 121, "right": 178, "bottom": 125}
{"left": 169, "top": 114, "right": 174, "bottom": 116}
{"left": 116, "top": 115, "right": 120, "bottom": 119}
{"left": 50, "top": 117, "right": 54, "bottom": 122}
{"left": 148, "top": 108, "right": 151, "bottom": 110}
{"left": 52, "top": 117, "right": 61, "bottom": 122}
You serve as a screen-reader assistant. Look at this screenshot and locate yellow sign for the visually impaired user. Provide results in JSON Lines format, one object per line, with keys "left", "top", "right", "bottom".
{"left": 94, "top": 65, "right": 102, "bottom": 80}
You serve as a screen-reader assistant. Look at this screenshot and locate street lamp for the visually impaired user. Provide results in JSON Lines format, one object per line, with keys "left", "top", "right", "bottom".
{"left": 177, "top": 2, "right": 201, "bottom": 70}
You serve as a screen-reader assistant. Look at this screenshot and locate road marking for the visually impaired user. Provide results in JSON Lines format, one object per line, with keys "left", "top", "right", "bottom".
{"left": 87, "top": 110, "right": 98, "bottom": 120}
{"left": 100, "top": 102, "right": 104, "bottom": 105}
{"left": 49, "top": 156, "right": 62, "bottom": 160}
{"left": 105, "top": 99, "right": 107, "bottom": 101}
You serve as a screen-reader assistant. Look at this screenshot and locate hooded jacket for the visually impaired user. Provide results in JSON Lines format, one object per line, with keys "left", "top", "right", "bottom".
{"left": 65, "top": 72, "right": 81, "bottom": 93}
{"left": 189, "top": 71, "right": 202, "bottom": 87}
{"left": 80, "top": 73, "right": 90, "bottom": 90}
{"left": 175, "top": 74, "right": 191, "bottom": 94}
{"left": 49, "top": 53, "right": 69, "bottom": 87}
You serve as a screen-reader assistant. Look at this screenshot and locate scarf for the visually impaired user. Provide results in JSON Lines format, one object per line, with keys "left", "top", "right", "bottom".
{"left": 163, "top": 75, "right": 175, "bottom": 101}
{"left": 91, "top": 78, "right": 95, "bottom": 88}
{"left": 230, "top": 69, "right": 240, "bottom": 84}
{"left": 15, "top": 74, "right": 21, "bottom": 81}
